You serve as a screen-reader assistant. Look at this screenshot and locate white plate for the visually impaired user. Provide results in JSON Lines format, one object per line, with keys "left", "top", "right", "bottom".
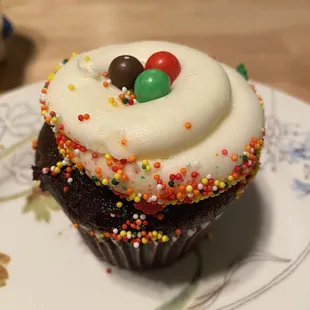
{"left": 0, "top": 82, "right": 310, "bottom": 310}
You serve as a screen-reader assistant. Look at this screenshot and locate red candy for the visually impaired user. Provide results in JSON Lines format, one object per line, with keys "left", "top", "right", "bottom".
{"left": 145, "top": 51, "right": 181, "bottom": 84}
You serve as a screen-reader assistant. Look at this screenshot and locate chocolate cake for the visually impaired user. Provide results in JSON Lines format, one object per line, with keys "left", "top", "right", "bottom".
{"left": 32, "top": 41, "right": 265, "bottom": 269}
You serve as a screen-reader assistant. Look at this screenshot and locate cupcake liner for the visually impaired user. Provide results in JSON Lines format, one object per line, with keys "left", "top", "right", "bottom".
{"left": 77, "top": 212, "right": 224, "bottom": 270}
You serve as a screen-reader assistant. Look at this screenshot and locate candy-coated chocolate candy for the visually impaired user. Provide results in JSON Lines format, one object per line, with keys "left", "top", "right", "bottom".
{"left": 145, "top": 51, "right": 181, "bottom": 84}
{"left": 134, "top": 69, "right": 170, "bottom": 103}
{"left": 108, "top": 55, "right": 144, "bottom": 90}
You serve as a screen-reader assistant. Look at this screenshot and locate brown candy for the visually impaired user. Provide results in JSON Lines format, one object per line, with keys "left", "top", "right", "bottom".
{"left": 108, "top": 55, "right": 144, "bottom": 90}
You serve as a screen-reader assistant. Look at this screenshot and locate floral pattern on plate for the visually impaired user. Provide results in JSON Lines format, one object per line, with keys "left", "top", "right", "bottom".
{"left": 0, "top": 82, "right": 310, "bottom": 309}
{"left": 0, "top": 253, "right": 11, "bottom": 287}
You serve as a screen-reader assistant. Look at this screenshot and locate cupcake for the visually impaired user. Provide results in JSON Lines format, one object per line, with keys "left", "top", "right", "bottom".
{"left": 33, "top": 41, "right": 265, "bottom": 269}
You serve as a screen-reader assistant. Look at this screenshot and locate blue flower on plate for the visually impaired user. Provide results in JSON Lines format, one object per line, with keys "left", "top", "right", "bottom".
{"left": 284, "top": 132, "right": 310, "bottom": 163}
{"left": 292, "top": 179, "right": 310, "bottom": 198}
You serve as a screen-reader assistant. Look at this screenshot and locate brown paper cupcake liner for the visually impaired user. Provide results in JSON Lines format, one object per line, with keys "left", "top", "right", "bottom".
{"left": 77, "top": 212, "right": 224, "bottom": 270}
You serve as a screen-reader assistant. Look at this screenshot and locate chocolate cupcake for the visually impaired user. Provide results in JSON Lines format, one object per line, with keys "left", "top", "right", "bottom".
{"left": 33, "top": 41, "right": 265, "bottom": 269}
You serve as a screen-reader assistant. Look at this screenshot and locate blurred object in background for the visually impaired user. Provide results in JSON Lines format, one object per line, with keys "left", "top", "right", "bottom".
{"left": 0, "top": 5, "right": 36, "bottom": 92}
{"left": 0, "top": 15, "right": 13, "bottom": 62}
{"left": 2, "top": 16, "right": 13, "bottom": 38}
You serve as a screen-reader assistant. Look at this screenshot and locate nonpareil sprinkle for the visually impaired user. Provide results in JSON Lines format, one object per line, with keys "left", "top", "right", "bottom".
{"left": 116, "top": 201, "right": 123, "bottom": 208}
{"left": 185, "top": 122, "right": 192, "bottom": 129}
{"left": 68, "top": 84, "right": 75, "bottom": 91}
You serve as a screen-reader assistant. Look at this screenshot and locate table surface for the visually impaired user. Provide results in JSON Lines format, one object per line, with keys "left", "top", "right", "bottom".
{"left": 2, "top": 0, "right": 310, "bottom": 102}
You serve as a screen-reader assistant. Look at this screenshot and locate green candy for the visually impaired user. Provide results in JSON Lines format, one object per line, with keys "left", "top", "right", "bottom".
{"left": 236, "top": 63, "right": 249, "bottom": 81}
{"left": 134, "top": 69, "right": 170, "bottom": 103}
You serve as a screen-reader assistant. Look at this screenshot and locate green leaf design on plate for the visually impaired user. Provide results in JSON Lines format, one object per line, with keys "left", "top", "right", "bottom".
{"left": 0, "top": 252, "right": 11, "bottom": 288}
{"left": 23, "top": 181, "right": 60, "bottom": 223}
{"left": 0, "top": 253, "right": 11, "bottom": 265}
{"left": 0, "top": 136, "right": 60, "bottom": 222}
{"left": 155, "top": 248, "right": 203, "bottom": 310}
{"left": 0, "top": 189, "right": 32, "bottom": 204}
{"left": 0, "top": 135, "right": 37, "bottom": 204}
{"left": 0, "top": 135, "right": 37, "bottom": 161}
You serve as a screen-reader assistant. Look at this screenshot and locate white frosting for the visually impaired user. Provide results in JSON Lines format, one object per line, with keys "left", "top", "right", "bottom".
{"left": 46, "top": 41, "right": 264, "bottom": 199}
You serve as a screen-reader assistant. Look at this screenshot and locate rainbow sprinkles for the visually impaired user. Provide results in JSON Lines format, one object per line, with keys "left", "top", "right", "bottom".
{"left": 39, "top": 42, "right": 265, "bottom": 215}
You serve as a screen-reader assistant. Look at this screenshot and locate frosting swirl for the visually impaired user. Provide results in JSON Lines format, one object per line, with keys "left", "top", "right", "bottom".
{"left": 45, "top": 41, "right": 264, "bottom": 205}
